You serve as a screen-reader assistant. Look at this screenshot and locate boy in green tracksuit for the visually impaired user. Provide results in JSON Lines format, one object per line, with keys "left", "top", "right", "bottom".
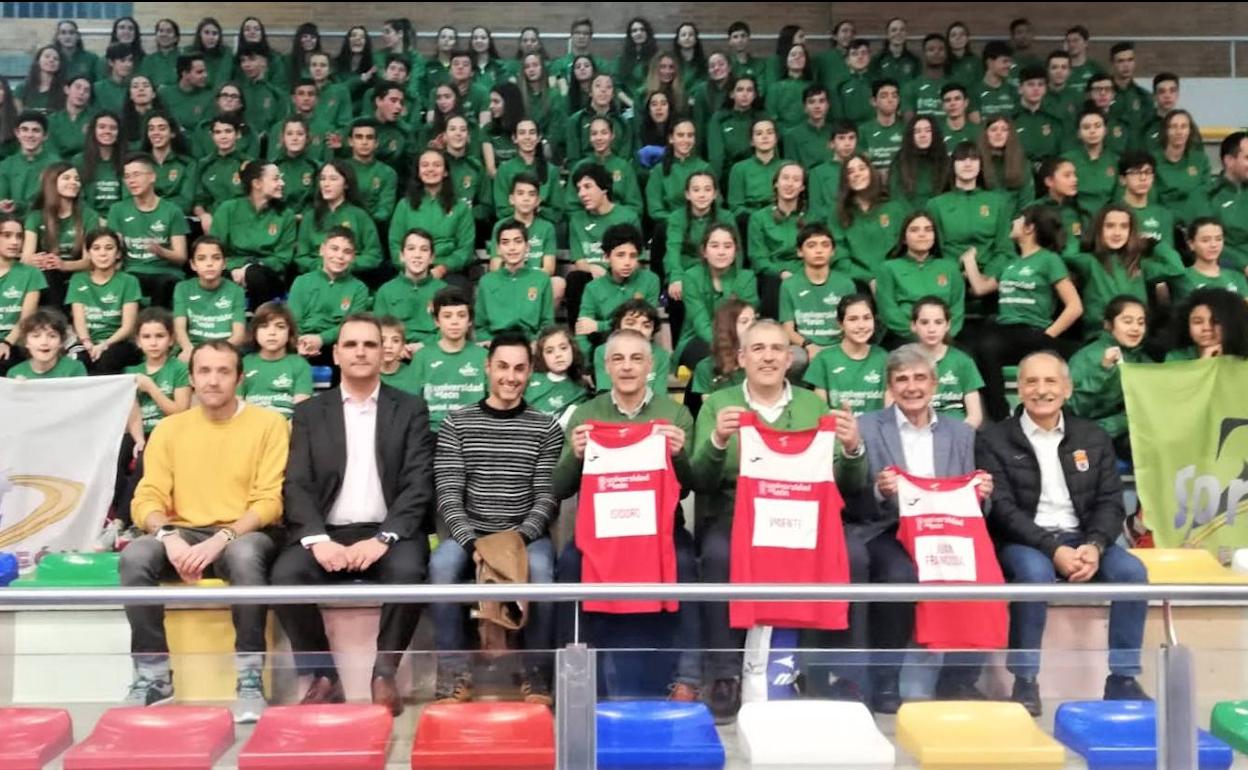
{"left": 1043, "top": 51, "right": 1083, "bottom": 132}
{"left": 568, "top": 164, "right": 642, "bottom": 271}
{"left": 1107, "top": 43, "right": 1154, "bottom": 139}
{"left": 377, "top": 315, "right": 421, "bottom": 394}
{"left": 490, "top": 174, "right": 558, "bottom": 275}
{"left": 939, "top": 83, "right": 981, "bottom": 152}
{"left": 1209, "top": 132, "right": 1248, "bottom": 273}
{"left": 858, "top": 79, "right": 904, "bottom": 170}
{"left": 48, "top": 78, "right": 94, "bottom": 158}
{"left": 92, "top": 44, "right": 133, "bottom": 114}
{"left": 902, "top": 34, "right": 950, "bottom": 119}
{"left": 287, "top": 227, "right": 371, "bottom": 359}
{"left": 781, "top": 86, "right": 834, "bottom": 170}
{"left": 172, "top": 236, "right": 246, "bottom": 354}
{"left": 807, "top": 122, "right": 857, "bottom": 220}
{"left": 236, "top": 43, "right": 288, "bottom": 145}
{"left": 0, "top": 112, "right": 59, "bottom": 217}
{"left": 591, "top": 299, "right": 671, "bottom": 393}
{"left": 973, "top": 42, "right": 1017, "bottom": 120}
{"left": 779, "top": 224, "right": 857, "bottom": 360}
{"left": 108, "top": 153, "right": 190, "bottom": 308}
{"left": 190, "top": 114, "right": 248, "bottom": 222}
{"left": 373, "top": 228, "right": 446, "bottom": 347}
{"left": 474, "top": 220, "right": 553, "bottom": 339}
{"left": 836, "top": 40, "right": 875, "bottom": 125}
{"left": 346, "top": 119, "right": 400, "bottom": 226}
{"left": 157, "top": 54, "right": 214, "bottom": 134}
{"left": 575, "top": 224, "right": 659, "bottom": 353}
{"left": 1013, "top": 66, "right": 1066, "bottom": 163}
{"left": 408, "top": 287, "right": 488, "bottom": 432}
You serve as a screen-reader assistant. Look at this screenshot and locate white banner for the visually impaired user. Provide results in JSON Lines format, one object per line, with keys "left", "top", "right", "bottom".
{"left": 0, "top": 375, "right": 135, "bottom": 566}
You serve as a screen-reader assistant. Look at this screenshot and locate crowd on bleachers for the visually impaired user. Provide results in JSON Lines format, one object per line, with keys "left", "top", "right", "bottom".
{"left": 2, "top": 10, "right": 1248, "bottom": 727}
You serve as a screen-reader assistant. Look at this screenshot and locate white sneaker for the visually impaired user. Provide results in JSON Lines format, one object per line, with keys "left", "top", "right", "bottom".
{"left": 231, "top": 668, "right": 266, "bottom": 724}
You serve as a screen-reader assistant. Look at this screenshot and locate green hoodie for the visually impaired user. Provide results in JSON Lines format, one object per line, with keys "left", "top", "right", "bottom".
{"left": 1068, "top": 333, "right": 1151, "bottom": 438}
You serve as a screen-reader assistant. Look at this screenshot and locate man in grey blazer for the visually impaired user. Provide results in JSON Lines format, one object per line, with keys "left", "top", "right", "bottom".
{"left": 856, "top": 344, "right": 993, "bottom": 713}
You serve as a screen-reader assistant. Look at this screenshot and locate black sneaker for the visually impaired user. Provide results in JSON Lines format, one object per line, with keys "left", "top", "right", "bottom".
{"left": 707, "top": 678, "right": 741, "bottom": 725}
{"left": 1011, "top": 676, "right": 1042, "bottom": 716}
{"left": 829, "top": 678, "right": 866, "bottom": 705}
{"left": 123, "top": 674, "right": 174, "bottom": 707}
{"left": 871, "top": 674, "right": 902, "bottom": 714}
{"left": 1104, "top": 674, "right": 1151, "bottom": 702}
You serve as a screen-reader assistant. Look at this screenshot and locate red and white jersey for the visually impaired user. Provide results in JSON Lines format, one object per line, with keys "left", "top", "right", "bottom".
{"left": 577, "top": 420, "right": 680, "bottom": 614}
{"left": 730, "top": 412, "right": 849, "bottom": 631}
{"left": 894, "top": 468, "right": 1008, "bottom": 650}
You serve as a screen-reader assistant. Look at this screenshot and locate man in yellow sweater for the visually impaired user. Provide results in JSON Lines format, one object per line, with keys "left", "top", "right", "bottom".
{"left": 123, "top": 340, "right": 289, "bottom": 723}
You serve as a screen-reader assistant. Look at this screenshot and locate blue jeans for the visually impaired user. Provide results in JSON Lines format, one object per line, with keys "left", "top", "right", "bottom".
{"left": 998, "top": 533, "right": 1147, "bottom": 679}
{"left": 428, "top": 537, "right": 555, "bottom": 680}
{"left": 555, "top": 527, "right": 703, "bottom": 693}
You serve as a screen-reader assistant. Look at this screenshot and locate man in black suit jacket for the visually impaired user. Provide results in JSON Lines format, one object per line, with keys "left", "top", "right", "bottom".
{"left": 272, "top": 313, "right": 435, "bottom": 716}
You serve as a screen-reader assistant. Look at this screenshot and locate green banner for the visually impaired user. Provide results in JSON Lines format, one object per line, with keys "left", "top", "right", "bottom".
{"left": 1121, "top": 358, "right": 1248, "bottom": 559}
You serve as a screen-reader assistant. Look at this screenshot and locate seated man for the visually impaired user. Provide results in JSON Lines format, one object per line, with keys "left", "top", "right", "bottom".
{"left": 977, "top": 351, "right": 1149, "bottom": 716}
{"left": 689, "top": 319, "right": 867, "bottom": 721}
{"left": 431, "top": 331, "right": 564, "bottom": 704}
{"left": 858, "top": 344, "right": 992, "bottom": 713}
{"left": 124, "top": 340, "right": 289, "bottom": 723}
{"left": 273, "top": 314, "right": 434, "bottom": 716}
{"left": 551, "top": 329, "right": 701, "bottom": 698}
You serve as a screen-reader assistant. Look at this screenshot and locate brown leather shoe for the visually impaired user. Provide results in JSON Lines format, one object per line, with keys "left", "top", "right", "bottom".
{"left": 668, "top": 682, "right": 700, "bottom": 702}
{"left": 371, "top": 675, "right": 403, "bottom": 716}
{"left": 300, "top": 675, "right": 345, "bottom": 706}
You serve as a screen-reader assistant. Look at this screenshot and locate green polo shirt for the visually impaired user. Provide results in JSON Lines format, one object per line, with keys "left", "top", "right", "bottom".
{"left": 932, "top": 347, "right": 984, "bottom": 420}
{"left": 126, "top": 358, "right": 190, "bottom": 433}
{"left": 973, "top": 79, "right": 1017, "bottom": 119}
{"left": 475, "top": 265, "right": 554, "bottom": 339}
{"left": 726, "top": 154, "right": 782, "bottom": 217}
{"left": 387, "top": 196, "right": 475, "bottom": 273}
{"left": 409, "top": 342, "right": 488, "bottom": 432}
{"left": 803, "top": 344, "right": 888, "bottom": 415}
{"left": 1176, "top": 265, "right": 1248, "bottom": 302}
{"left": 107, "top": 197, "right": 190, "bottom": 278}
{"left": 526, "top": 372, "right": 590, "bottom": 420}
{"left": 994, "top": 249, "right": 1070, "bottom": 330}
{"left": 580, "top": 269, "right": 661, "bottom": 334}
{"left": 876, "top": 255, "right": 966, "bottom": 339}
{"left": 858, "top": 117, "right": 905, "bottom": 170}
{"left": 67, "top": 270, "right": 141, "bottom": 341}
{"left": 779, "top": 269, "right": 857, "bottom": 346}
{"left": 565, "top": 155, "right": 643, "bottom": 213}
{"left": 0, "top": 263, "right": 48, "bottom": 337}
{"left": 287, "top": 269, "right": 371, "bottom": 344}
{"left": 903, "top": 76, "right": 948, "bottom": 117}
{"left": 172, "top": 278, "right": 245, "bottom": 343}
{"left": 295, "top": 203, "right": 383, "bottom": 274}
{"left": 239, "top": 352, "right": 314, "bottom": 419}
{"left": 6, "top": 356, "right": 87, "bottom": 379}
{"left": 568, "top": 204, "right": 642, "bottom": 268}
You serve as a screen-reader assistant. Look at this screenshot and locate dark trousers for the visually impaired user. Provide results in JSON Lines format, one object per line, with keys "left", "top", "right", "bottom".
{"left": 758, "top": 272, "right": 784, "bottom": 320}
{"left": 0, "top": 346, "right": 28, "bottom": 377}
{"left": 556, "top": 525, "right": 702, "bottom": 694}
{"left": 270, "top": 523, "right": 429, "bottom": 679}
{"left": 565, "top": 269, "right": 595, "bottom": 327}
{"left": 119, "top": 528, "right": 279, "bottom": 661}
{"left": 78, "top": 340, "right": 141, "bottom": 375}
{"left": 135, "top": 273, "right": 183, "bottom": 310}
{"left": 973, "top": 323, "right": 1081, "bottom": 422}
{"left": 239, "top": 264, "right": 286, "bottom": 308}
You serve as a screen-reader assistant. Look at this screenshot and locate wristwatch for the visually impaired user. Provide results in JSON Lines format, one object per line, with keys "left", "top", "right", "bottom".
{"left": 375, "top": 532, "right": 398, "bottom": 545}
{"left": 216, "top": 527, "right": 237, "bottom": 543}
{"left": 155, "top": 525, "right": 178, "bottom": 541}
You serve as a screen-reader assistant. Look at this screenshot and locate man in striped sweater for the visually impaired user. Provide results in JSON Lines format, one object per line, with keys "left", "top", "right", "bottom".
{"left": 431, "top": 330, "right": 564, "bottom": 705}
